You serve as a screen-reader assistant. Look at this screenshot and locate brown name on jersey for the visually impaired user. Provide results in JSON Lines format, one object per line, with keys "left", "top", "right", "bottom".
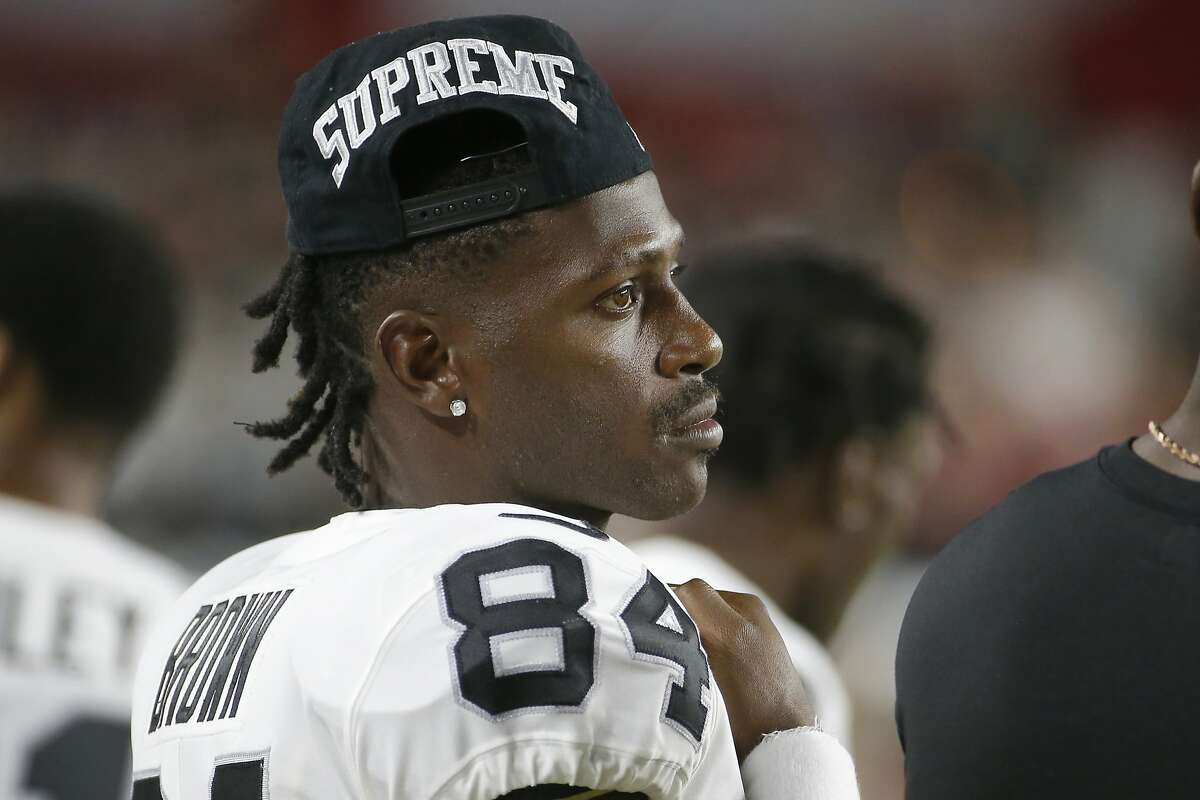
{"left": 148, "top": 588, "right": 293, "bottom": 733}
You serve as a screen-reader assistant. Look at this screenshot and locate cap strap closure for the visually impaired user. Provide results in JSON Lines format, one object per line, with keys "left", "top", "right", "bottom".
{"left": 400, "top": 169, "right": 549, "bottom": 239}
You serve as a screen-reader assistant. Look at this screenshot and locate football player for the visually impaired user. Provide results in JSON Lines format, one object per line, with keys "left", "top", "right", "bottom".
{"left": 0, "top": 187, "right": 188, "bottom": 800}
{"left": 131, "top": 16, "right": 858, "bottom": 798}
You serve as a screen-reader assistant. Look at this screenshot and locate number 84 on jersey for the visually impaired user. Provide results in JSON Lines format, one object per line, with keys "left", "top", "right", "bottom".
{"left": 439, "top": 537, "right": 712, "bottom": 746}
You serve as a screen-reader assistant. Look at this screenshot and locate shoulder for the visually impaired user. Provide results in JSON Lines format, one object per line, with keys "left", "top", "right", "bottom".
{"left": 345, "top": 506, "right": 735, "bottom": 798}
{"left": 0, "top": 496, "right": 190, "bottom": 600}
{"left": 137, "top": 504, "right": 643, "bottom": 682}
{"left": 895, "top": 452, "right": 1115, "bottom": 752}
{"left": 997, "top": 451, "right": 1109, "bottom": 516}
{"left": 990, "top": 452, "right": 1104, "bottom": 520}
{"left": 923, "top": 451, "right": 1107, "bottom": 578}
{"left": 897, "top": 452, "right": 1107, "bottom": 683}
{"left": 362, "top": 502, "right": 647, "bottom": 571}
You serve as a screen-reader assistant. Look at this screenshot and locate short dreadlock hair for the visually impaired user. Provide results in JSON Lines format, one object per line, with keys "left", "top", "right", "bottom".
{"left": 0, "top": 187, "right": 181, "bottom": 446}
{"left": 687, "top": 239, "right": 932, "bottom": 487}
{"left": 245, "top": 111, "right": 535, "bottom": 508}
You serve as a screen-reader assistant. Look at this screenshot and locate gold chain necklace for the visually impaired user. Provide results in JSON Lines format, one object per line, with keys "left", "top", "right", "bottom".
{"left": 1148, "top": 421, "right": 1200, "bottom": 468}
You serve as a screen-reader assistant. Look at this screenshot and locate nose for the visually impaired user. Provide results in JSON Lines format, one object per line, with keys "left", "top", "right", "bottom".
{"left": 658, "top": 299, "right": 723, "bottom": 378}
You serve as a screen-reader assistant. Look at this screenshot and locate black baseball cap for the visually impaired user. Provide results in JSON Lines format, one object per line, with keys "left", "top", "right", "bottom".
{"left": 279, "top": 14, "right": 653, "bottom": 256}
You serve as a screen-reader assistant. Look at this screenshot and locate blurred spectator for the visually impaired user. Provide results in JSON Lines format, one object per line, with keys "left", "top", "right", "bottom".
{"left": 0, "top": 188, "right": 189, "bottom": 800}
{"left": 620, "top": 239, "right": 943, "bottom": 748}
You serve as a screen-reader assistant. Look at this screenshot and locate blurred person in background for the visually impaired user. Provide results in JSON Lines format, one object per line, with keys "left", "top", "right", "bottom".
{"left": 0, "top": 188, "right": 188, "bottom": 800}
{"left": 623, "top": 239, "right": 943, "bottom": 748}
{"left": 895, "top": 161, "right": 1200, "bottom": 798}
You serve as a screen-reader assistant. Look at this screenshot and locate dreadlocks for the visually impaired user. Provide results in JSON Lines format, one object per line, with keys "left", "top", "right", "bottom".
{"left": 244, "top": 121, "right": 535, "bottom": 508}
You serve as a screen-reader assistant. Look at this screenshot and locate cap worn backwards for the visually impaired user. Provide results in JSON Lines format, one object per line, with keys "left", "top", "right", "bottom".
{"left": 278, "top": 14, "right": 653, "bottom": 256}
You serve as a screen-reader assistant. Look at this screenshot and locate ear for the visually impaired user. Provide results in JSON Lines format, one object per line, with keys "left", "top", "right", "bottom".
{"left": 0, "top": 326, "right": 43, "bottom": 443}
{"left": 1191, "top": 160, "right": 1200, "bottom": 239}
{"left": 375, "top": 310, "right": 464, "bottom": 417}
{"left": 830, "top": 437, "right": 878, "bottom": 535}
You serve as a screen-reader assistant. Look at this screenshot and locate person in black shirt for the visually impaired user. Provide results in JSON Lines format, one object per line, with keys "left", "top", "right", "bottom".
{"left": 895, "top": 162, "right": 1200, "bottom": 798}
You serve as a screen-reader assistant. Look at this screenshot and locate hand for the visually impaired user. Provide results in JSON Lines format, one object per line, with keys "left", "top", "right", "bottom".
{"left": 672, "top": 578, "right": 814, "bottom": 761}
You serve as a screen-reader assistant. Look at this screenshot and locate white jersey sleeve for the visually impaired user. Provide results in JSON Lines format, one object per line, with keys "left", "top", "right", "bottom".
{"left": 131, "top": 504, "right": 745, "bottom": 800}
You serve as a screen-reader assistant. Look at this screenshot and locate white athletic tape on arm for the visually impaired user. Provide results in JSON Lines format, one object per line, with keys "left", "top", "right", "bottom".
{"left": 741, "top": 727, "right": 860, "bottom": 800}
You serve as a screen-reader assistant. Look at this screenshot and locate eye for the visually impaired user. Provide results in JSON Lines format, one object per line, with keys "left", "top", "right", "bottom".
{"left": 597, "top": 283, "right": 639, "bottom": 313}
{"left": 670, "top": 263, "right": 689, "bottom": 280}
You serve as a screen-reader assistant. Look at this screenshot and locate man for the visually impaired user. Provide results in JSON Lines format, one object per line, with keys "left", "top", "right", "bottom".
{"left": 895, "top": 162, "right": 1200, "bottom": 798}
{"left": 130, "top": 16, "right": 858, "bottom": 800}
{"left": 627, "top": 240, "right": 941, "bottom": 746}
{"left": 0, "top": 188, "right": 188, "bottom": 800}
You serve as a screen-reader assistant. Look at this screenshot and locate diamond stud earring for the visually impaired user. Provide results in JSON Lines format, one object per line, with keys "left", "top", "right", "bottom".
{"left": 449, "top": 399, "right": 467, "bottom": 417}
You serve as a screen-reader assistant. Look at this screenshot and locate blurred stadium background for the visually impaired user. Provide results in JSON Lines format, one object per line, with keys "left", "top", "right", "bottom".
{"left": 4, "top": 1, "right": 1197, "bottom": 796}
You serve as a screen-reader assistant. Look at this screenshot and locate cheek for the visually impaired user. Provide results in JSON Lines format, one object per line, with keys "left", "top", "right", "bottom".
{"left": 483, "top": 320, "right": 657, "bottom": 445}
{"left": 557, "top": 324, "right": 658, "bottom": 429}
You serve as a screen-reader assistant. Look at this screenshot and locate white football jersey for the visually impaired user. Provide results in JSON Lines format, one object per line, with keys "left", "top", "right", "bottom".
{"left": 130, "top": 504, "right": 746, "bottom": 799}
{"left": 0, "top": 494, "right": 190, "bottom": 800}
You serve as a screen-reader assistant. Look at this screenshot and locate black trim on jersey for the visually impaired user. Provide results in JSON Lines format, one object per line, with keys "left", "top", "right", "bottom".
{"left": 134, "top": 754, "right": 267, "bottom": 800}
{"left": 131, "top": 775, "right": 161, "bottom": 800}
{"left": 498, "top": 512, "right": 609, "bottom": 540}
{"left": 499, "top": 787, "right": 648, "bottom": 799}
{"left": 211, "top": 757, "right": 267, "bottom": 799}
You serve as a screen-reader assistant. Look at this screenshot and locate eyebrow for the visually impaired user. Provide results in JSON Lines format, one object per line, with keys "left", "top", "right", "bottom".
{"left": 596, "top": 227, "right": 686, "bottom": 278}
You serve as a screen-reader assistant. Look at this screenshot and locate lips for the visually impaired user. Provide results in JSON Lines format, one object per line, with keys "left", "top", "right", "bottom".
{"left": 670, "top": 395, "right": 719, "bottom": 434}
{"left": 661, "top": 395, "right": 723, "bottom": 451}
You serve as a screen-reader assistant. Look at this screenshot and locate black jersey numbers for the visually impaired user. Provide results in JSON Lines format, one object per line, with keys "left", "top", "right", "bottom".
{"left": 619, "top": 572, "right": 710, "bottom": 742}
{"left": 438, "top": 539, "right": 710, "bottom": 745}
{"left": 440, "top": 538, "right": 596, "bottom": 716}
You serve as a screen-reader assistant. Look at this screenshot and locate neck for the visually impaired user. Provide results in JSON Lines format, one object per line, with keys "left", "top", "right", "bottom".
{"left": 0, "top": 442, "right": 109, "bottom": 518}
{"left": 361, "top": 424, "right": 612, "bottom": 530}
{"left": 1133, "top": 360, "right": 1200, "bottom": 481}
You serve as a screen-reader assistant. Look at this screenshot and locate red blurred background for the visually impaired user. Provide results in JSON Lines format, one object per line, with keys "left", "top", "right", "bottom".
{"left": 3, "top": 1, "right": 1197, "bottom": 795}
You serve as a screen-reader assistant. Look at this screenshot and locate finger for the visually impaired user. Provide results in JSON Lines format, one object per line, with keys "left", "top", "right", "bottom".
{"left": 670, "top": 578, "right": 727, "bottom": 618}
{"left": 670, "top": 577, "right": 716, "bottom": 593}
{"left": 672, "top": 579, "right": 742, "bottom": 639}
{"left": 670, "top": 577, "right": 721, "bottom": 601}
{"left": 717, "top": 589, "right": 770, "bottom": 619}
